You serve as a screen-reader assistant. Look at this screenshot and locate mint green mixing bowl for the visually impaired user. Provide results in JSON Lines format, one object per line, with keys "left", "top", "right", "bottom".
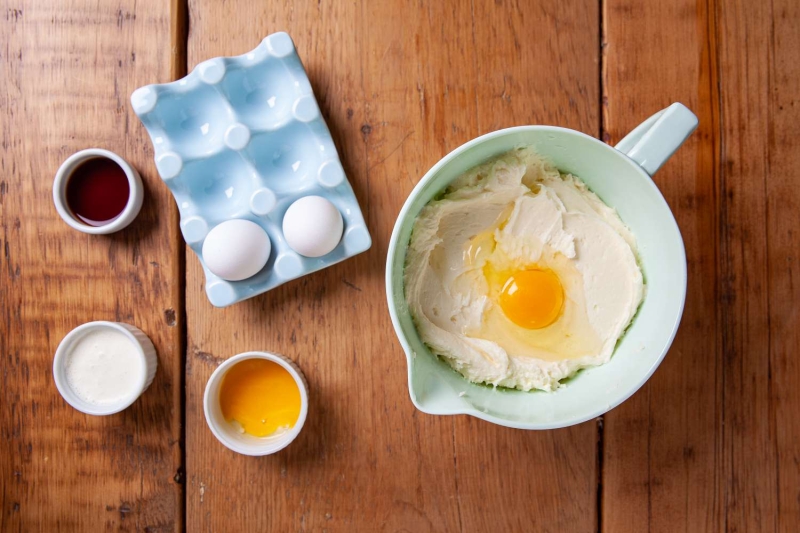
{"left": 386, "top": 103, "right": 698, "bottom": 429}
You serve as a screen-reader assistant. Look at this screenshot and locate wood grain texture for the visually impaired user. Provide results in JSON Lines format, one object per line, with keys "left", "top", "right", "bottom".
{"left": 601, "top": 0, "right": 722, "bottom": 531}
{"left": 717, "top": 0, "right": 800, "bottom": 531}
{"left": 603, "top": 0, "right": 800, "bottom": 531}
{"left": 764, "top": 2, "right": 800, "bottom": 529}
{"left": 184, "top": 1, "right": 599, "bottom": 531}
{"left": 0, "top": 1, "right": 183, "bottom": 531}
{"left": 4, "top": 1, "right": 799, "bottom": 531}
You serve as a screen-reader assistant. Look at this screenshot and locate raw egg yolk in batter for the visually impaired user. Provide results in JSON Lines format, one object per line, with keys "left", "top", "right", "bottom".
{"left": 498, "top": 269, "right": 564, "bottom": 329}
{"left": 219, "top": 358, "right": 301, "bottom": 438}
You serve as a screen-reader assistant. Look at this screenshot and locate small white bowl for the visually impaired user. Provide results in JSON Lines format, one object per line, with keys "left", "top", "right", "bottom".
{"left": 53, "top": 148, "right": 144, "bottom": 234}
{"left": 53, "top": 321, "right": 158, "bottom": 416}
{"left": 203, "top": 351, "right": 309, "bottom": 456}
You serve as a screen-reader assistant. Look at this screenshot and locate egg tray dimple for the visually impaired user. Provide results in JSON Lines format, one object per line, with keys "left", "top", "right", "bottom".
{"left": 131, "top": 33, "right": 371, "bottom": 307}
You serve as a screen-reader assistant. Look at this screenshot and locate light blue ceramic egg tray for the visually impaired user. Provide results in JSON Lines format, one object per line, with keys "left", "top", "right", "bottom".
{"left": 130, "top": 32, "right": 371, "bottom": 307}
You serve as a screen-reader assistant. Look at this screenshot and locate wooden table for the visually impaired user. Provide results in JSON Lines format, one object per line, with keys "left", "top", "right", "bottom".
{"left": 2, "top": 0, "right": 798, "bottom": 531}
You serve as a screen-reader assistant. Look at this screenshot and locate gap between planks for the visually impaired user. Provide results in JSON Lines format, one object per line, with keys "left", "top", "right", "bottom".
{"left": 170, "top": 0, "right": 189, "bottom": 532}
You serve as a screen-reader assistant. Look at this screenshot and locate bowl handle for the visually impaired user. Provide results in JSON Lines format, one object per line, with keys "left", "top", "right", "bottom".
{"left": 615, "top": 102, "right": 698, "bottom": 176}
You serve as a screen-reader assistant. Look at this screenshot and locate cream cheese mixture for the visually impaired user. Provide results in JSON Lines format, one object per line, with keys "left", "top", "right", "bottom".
{"left": 404, "top": 148, "right": 645, "bottom": 391}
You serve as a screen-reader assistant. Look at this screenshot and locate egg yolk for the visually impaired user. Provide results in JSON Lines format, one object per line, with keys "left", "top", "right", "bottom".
{"left": 499, "top": 269, "right": 564, "bottom": 329}
{"left": 219, "top": 358, "right": 301, "bottom": 438}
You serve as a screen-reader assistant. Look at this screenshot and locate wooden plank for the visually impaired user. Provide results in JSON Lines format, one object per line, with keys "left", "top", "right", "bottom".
{"left": 716, "top": 0, "right": 800, "bottom": 531}
{"left": 764, "top": 2, "right": 800, "bottom": 530}
{"left": 0, "top": 1, "right": 183, "bottom": 530}
{"left": 601, "top": 0, "right": 721, "bottom": 531}
{"left": 185, "top": 0, "right": 599, "bottom": 531}
{"left": 716, "top": 1, "right": 775, "bottom": 528}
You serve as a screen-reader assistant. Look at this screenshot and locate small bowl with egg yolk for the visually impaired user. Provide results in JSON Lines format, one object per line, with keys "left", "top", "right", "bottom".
{"left": 204, "top": 351, "right": 309, "bottom": 455}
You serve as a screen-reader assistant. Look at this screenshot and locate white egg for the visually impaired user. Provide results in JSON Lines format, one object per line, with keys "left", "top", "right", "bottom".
{"left": 282, "top": 195, "right": 343, "bottom": 257}
{"left": 202, "top": 219, "right": 271, "bottom": 281}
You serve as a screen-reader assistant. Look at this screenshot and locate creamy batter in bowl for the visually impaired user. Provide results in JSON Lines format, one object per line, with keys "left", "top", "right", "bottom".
{"left": 405, "top": 148, "right": 646, "bottom": 392}
{"left": 386, "top": 103, "right": 697, "bottom": 429}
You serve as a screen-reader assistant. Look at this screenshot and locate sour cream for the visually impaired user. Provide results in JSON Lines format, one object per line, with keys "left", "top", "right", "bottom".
{"left": 54, "top": 322, "right": 157, "bottom": 415}
{"left": 64, "top": 328, "right": 143, "bottom": 405}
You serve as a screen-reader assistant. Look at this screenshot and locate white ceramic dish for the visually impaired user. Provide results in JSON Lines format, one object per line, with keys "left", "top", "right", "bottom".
{"left": 52, "top": 148, "right": 144, "bottom": 234}
{"left": 53, "top": 321, "right": 157, "bottom": 415}
{"left": 386, "top": 103, "right": 697, "bottom": 429}
{"left": 203, "top": 351, "right": 309, "bottom": 456}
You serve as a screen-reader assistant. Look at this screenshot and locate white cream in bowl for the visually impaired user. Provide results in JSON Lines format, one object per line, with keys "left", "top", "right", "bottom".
{"left": 53, "top": 322, "right": 157, "bottom": 415}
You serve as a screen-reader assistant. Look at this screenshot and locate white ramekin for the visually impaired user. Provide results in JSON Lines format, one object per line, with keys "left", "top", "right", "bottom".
{"left": 52, "top": 148, "right": 144, "bottom": 234}
{"left": 53, "top": 321, "right": 158, "bottom": 416}
{"left": 204, "top": 351, "right": 309, "bottom": 456}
